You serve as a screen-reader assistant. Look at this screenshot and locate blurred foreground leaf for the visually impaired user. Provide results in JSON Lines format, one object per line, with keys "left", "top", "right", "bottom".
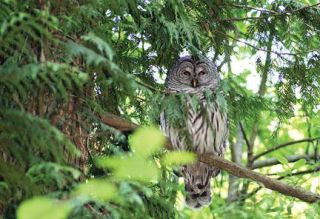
{"left": 17, "top": 197, "right": 72, "bottom": 219}
{"left": 73, "top": 179, "right": 117, "bottom": 201}
{"left": 129, "top": 126, "right": 166, "bottom": 157}
{"left": 161, "top": 151, "right": 196, "bottom": 166}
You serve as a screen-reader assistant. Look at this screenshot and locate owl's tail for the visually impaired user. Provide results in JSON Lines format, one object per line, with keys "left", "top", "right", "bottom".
{"left": 182, "top": 162, "right": 220, "bottom": 209}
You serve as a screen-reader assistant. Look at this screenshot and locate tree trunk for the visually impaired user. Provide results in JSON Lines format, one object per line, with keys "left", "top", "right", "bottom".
{"left": 227, "top": 124, "right": 244, "bottom": 202}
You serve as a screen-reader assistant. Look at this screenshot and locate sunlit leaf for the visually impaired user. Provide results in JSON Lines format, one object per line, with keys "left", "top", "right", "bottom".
{"left": 161, "top": 151, "right": 196, "bottom": 166}
{"left": 73, "top": 179, "right": 117, "bottom": 201}
{"left": 274, "top": 154, "right": 288, "bottom": 165}
{"left": 96, "top": 156, "right": 160, "bottom": 182}
{"left": 17, "top": 197, "right": 72, "bottom": 219}
{"left": 129, "top": 126, "right": 166, "bottom": 157}
{"left": 292, "top": 159, "right": 306, "bottom": 170}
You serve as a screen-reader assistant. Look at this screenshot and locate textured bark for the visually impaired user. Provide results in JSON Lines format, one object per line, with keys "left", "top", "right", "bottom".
{"left": 100, "top": 112, "right": 320, "bottom": 203}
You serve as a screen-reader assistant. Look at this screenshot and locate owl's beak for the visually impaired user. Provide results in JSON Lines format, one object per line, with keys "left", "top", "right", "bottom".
{"left": 191, "top": 78, "right": 198, "bottom": 88}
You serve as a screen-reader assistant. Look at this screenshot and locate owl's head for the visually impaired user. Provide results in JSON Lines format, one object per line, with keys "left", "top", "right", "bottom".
{"left": 165, "top": 56, "right": 220, "bottom": 93}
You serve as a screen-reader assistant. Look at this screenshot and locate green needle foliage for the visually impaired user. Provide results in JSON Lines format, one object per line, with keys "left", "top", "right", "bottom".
{"left": 0, "top": 0, "right": 319, "bottom": 218}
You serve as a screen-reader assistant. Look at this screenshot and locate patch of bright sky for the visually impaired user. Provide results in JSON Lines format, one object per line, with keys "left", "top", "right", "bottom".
{"left": 267, "top": 120, "right": 279, "bottom": 132}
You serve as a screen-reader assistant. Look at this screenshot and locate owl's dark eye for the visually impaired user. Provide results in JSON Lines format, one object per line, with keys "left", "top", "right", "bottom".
{"left": 183, "top": 71, "right": 191, "bottom": 76}
{"left": 199, "top": 71, "right": 206, "bottom": 76}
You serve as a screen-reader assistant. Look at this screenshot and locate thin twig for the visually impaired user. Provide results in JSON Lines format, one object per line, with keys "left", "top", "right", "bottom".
{"left": 253, "top": 137, "right": 320, "bottom": 161}
{"left": 214, "top": 30, "right": 320, "bottom": 57}
{"left": 291, "top": 2, "right": 320, "bottom": 13}
{"left": 277, "top": 166, "right": 320, "bottom": 179}
{"left": 253, "top": 153, "right": 319, "bottom": 169}
{"left": 135, "top": 79, "right": 168, "bottom": 94}
{"left": 239, "top": 122, "right": 253, "bottom": 167}
{"left": 226, "top": 3, "right": 278, "bottom": 14}
{"left": 219, "top": 3, "right": 320, "bottom": 22}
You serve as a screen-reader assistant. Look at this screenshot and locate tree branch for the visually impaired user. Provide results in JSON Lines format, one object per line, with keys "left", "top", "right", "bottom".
{"left": 277, "top": 166, "right": 320, "bottom": 179}
{"left": 244, "top": 165, "right": 320, "bottom": 199}
{"left": 214, "top": 30, "right": 319, "bottom": 57}
{"left": 253, "top": 137, "right": 320, "bottom": 161}
{"left": 226, "top": 3, "right": 278, "bottom": 14}
{"left": 199, "top": 154, "right": 320, "bottom": 203}
{"left": 219, "top": 3, "right": 320, "bottom": 22}
{"left": 99, "top": 112, "right": 320, "bottom": 203}
{"left": 228, "top": 124, "right": 244, "bottom": 202}
{"left": 252, "top": 153, "right": 319, "bottom": 169}
{"left": 100, "top": 112, "right": 138, "bottom": 132}
{"left": 239, "top": 122, "right": 252, "bottom": 167}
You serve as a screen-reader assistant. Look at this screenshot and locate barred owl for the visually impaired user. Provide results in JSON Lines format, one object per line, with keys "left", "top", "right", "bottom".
{"left": 160, "top": 56, "right": 228, "bottom": 208}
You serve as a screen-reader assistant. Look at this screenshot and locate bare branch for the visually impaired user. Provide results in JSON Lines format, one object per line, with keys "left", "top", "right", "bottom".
{"left": 252, "top": 153, "right": 319, "bottom": 169}
{"left": 253, "top": 137, "right": 320, "bottom": 161}
{"left": 239, "top": 122, "right": 253, "bottom": 166}
{"left": 291, "top": 2, "right": 320, "bottom": 13}
{"left": 277, "top": 166, "right": 320, "bottom": 179}
{"left": 100, "top": 112, "right": 320, "bottom": 203}
{"left": 219, "top": 3, "right": 320, "bottom": 22}
{"left": 135, "top": 79, "right": 169, "bottom": 94}
{"left": 100, "top": 112, "right": 138, "bottom": 132}
{"left": 214, "top": 30, "right": 319, "bottom": 57}
{"left": 226, "top": 3, "right": 278, "bottom": 14}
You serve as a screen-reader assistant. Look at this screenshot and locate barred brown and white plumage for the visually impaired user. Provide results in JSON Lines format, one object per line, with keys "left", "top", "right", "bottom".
{"left": 160, "top": 56, "right": 228, "bottom": 208}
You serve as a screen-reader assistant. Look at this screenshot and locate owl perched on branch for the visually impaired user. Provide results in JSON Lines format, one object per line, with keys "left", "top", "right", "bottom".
{"left": 160, "top": 56, "right": 228, "bottom": 208}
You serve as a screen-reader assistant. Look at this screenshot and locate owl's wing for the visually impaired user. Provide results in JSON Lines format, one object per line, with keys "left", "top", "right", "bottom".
{"left": 208, "top": 101, "right": 229, "bottom": 156}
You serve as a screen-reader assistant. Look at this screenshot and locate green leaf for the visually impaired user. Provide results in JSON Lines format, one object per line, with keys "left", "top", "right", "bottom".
{"left": 73, "top": 179, "right": 117, "bottom": 201}
{"left": 161, "top": 151, "right": 196, "bottom": 166}
{"left": 129, "top": 126, "right": 166, "bottom": 157}
{"left": 17, "top": 197, "right": 72, "bottom": 219}
{"left": 274, "top": 154, "right": 288, "bottom": 165}
{"left": 96, "top": 156, "right": 160, "bottom": 182}
{"left": 292, "top": 159, "right": 306, "bottom": 170}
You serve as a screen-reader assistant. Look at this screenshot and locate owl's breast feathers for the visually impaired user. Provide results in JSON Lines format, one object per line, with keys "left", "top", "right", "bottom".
{"left": 187, "top": 100, "right": 228, "bottom": 155}
{"left": 160, "top": 93, "right": 228, "bottom": 156}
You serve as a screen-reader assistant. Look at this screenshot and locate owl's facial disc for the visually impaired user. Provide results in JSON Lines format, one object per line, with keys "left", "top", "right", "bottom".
{"left": 166, "top": 56, "right": 220, "bottom": 93}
